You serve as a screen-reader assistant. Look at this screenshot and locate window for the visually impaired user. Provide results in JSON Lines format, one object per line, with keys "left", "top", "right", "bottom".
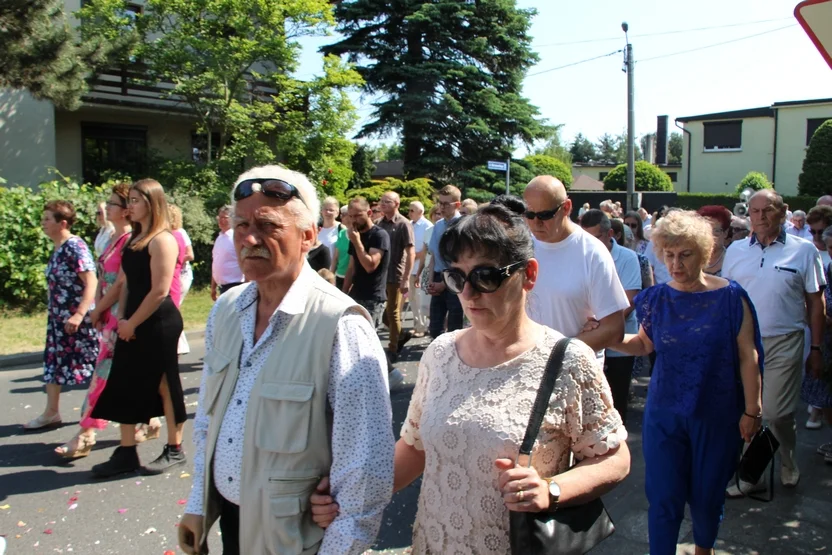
{"left": 703, "top": 120, "right": 742, "bottom": 151}
{"left": 82, "top": 124, "right": 147, "bottom": 184}
{"left": 807, "top": 117, "right": 831, "bottom": 145}
{"left": 191, "top": 132, "right": 222, "bottom": 163}
{"left": 599, "top": 172, "right": 609, "bottom": 180}
{"left": 665, "top": 172, "right": 678, "bottom": 182}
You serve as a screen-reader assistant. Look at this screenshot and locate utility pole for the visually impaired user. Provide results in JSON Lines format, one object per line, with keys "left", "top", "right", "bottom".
{"left": 623, "top": 22, "right": 636, "bottom": 212}
{"left": 505, "top": 157, "right": 511, "bottom": 195}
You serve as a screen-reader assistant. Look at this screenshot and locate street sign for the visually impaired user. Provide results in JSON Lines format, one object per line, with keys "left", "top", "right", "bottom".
{"left": 487, "top": 160, "right": 508, "bottom": 171}
{"left": 795, "top": 0, "right": 832, "bottom": 70}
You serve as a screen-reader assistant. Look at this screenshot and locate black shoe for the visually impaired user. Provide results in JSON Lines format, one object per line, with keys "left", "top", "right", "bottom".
{"left": 142, "top": 445, "right": 187, "bottom": 476}
{"left": 91, "top": 446, "right": 141, "bottom": 478}
{"left": 397, "top": 330, "right": 413, "bottom": 353}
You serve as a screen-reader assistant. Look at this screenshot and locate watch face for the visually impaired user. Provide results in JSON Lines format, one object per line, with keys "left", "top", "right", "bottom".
{"left": 548, "top": 480, "right": 561, "bottom": 499}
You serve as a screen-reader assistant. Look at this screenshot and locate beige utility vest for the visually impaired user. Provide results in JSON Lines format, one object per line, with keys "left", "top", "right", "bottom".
{"left": 198, "top": 277, "right": 368, "bottom": 554}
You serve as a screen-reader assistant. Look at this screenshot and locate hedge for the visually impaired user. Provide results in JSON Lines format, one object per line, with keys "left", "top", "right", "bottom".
{"left": 675, "top": 193, "right": 817, "bottom": 213}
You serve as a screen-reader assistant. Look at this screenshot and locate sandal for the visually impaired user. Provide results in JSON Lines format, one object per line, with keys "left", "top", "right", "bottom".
{"left": 55, "top": 433, "right": 96, "bottom": 459}
{"left": 23, "top": 412, "right": 62, "bottom": 431}
{"left": 135, "top": 418, "right": 162, "bottom": 443}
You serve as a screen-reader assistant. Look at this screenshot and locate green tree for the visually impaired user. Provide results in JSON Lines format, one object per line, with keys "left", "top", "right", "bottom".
{"left": 603, "top": 160, "right": 673, "bottom": 192}
{"left": 0, "top": 0, "right": 114, "bottom": 109}
{"left": 535, "top": 124, "right": 572, "bottom": 165}
{"left": 373, "top": 142, "right": 405, "bottom": 162}
{"left": 669, "top": 132, "right": 683, "bottom": 164}
{"left": 346, "top": 177, "right": 435, "bottom": 215}
{"left": 456, "top": 159, "right": 536, "bottom": 202}
{"left": 80, "top": 0, "right": 360, "bottom": 195}
{"left": 349, "top": 144, "right": 376, "bottom": 192}
{"left": 569, "top": 133, "right": 597, "bottom": 163}
{"left": 596, "top": 133, "right": 618, "bottom": 163}
{"left": 798, "top": 120, "right": 832, "bottom": 197}
{"left": 523, "top": 154, "right": 573, "bottom": 188}
{"left": 736, "top": 171, "right": 773, "bottom": 195}
{"left": 613, "top": 132, "right": 643, "bottom": 164}
{"left": 324, "top": 0, "right": 549, "bottom": 181}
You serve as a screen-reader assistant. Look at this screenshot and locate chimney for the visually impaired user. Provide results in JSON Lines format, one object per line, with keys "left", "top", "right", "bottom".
{"left": 645, "top": 134, "right": 655, "bottom": 164}
{"left": 656, "top": 115, "right": 668, "bottom": 165}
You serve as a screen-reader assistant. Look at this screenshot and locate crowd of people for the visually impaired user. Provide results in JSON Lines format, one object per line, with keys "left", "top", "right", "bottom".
{"left": 18, "top": 164, "right": 832, "bottom": 555}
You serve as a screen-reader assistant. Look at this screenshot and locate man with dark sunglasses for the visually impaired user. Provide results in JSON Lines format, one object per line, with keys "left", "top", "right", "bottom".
{"left": 425, "top": 185, "right": 464, "bottom": 338}
{"left": 522, "top": 176, "right": 628, "bottom": 361}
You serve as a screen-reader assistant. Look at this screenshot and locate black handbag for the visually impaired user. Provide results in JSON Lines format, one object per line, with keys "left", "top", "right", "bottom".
{"left": 734, "top": 426, "right": 780, "bottom": 502}
{"left": 509, "top": 337, "right": 616, "bottom": 555}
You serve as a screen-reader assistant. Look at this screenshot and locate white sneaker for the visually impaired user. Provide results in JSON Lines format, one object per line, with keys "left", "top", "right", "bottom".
{"left": 806, "top": 417, "right": 822, "bottom": 430}
{"left": 781, "top": 464, "right": 800, "bottom": 488}
{"left": 0, "top": 535, "right": 6, "bottom": 555}
{"left": 725, "top": 478, "right": 765, "bottom": 498}
{"left": 817, "top": 442, "right": 832, "bottom": 456}
{"left": 388, "top": 369, "right": 405, "bottom": 390}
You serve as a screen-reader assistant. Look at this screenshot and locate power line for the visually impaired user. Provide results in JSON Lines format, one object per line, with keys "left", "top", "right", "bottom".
{"left": 527, "top": 49, "right": 623, "bottom": 77}
{"left": 638, "top": 24, "right": 796, "bottom": 63}
{"left": 534, "top": 17, "right": 793, "bottom": 48}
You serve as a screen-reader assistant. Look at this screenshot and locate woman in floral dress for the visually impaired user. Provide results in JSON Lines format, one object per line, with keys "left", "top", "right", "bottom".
{"left": 55, "top": 184, "right": 133, "bottom": 457}
{"left": 24, "top": 201, "right": 98, "bottom": 431}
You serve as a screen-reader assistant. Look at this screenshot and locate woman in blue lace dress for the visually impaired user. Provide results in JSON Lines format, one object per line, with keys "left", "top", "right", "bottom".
{"left": 609, "top": 210, "right": 764, "bottom": 555}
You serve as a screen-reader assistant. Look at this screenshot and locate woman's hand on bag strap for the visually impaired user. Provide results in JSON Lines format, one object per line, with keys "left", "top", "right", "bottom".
{"left": 495, "top": 458, "right": 550, "bottom": 513}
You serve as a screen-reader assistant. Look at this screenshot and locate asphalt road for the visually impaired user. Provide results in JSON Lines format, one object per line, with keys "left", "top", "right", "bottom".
{"left": 2, "top": 327, "right": 832, "bottom": 554}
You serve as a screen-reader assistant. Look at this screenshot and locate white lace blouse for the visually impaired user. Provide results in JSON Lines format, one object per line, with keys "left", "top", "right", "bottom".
{"left": 401, "top": 327, "right": 626, "bottom": 555}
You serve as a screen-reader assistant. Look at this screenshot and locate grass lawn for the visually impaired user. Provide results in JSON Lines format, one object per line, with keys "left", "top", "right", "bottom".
{"left": 0, "top": 288, "right": 213, "bottom": 356}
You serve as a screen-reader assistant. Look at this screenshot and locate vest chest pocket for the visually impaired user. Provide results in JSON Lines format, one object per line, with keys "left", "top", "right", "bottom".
{"left": 256, "top": 382, "right": 315, "bottom": 454}
{"left": 202, "top": 350, "right": 233, "bottom": 416}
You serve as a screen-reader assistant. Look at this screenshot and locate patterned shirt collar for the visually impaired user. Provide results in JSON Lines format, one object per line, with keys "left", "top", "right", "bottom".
{"left": 234, "top": 261, "right": 314, "bottom": 317}
{"left": 749, "top": 225, "right": 787, "bottom": 247}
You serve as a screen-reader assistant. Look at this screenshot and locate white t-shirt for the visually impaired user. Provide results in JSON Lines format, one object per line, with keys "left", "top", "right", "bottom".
{"left": 723, "top": 232, "right": 825, "bottom": 337}
{"left": 411, "top": 217, "right": 433, "bottom": 275}
{"left": 527, "top": 228, "right": 630, "bottom": 356}
{"left": 319, "top": 224, "right": 340, "bottom": 261}
{"left": 212, "top": 229, "right": 244, "bottom": 285}
{"left": 175, "top": 228, "right": 193, "bottom": 278}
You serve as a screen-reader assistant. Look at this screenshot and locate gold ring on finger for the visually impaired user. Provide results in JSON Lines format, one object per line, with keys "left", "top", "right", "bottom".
{"left": 517, "top": 489, "right": 524, "bottom": 501}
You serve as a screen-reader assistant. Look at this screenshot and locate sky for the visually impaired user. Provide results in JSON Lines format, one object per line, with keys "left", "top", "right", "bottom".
{"left": 293, "top": 0, "right": 832, "bottom": 152}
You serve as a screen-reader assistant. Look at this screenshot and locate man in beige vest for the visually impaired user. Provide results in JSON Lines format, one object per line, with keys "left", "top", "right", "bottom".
{"left": 178, "top": 165, "right": 395, "bottom": 555}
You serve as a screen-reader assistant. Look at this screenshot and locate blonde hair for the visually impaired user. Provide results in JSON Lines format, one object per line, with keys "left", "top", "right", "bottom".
{"left": 130, "top": 179, "right": 170, "bottom": 251}
{"left": 651, "top": 210, "right": 714, "bottom": 266}
{"left": 168, "top": 204, "right": 183, "bottom": 230}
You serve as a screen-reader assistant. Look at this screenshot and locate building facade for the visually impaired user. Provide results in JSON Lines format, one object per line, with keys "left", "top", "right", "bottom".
{"left": 676, "top": 97, "right": 832, "bottom": 196}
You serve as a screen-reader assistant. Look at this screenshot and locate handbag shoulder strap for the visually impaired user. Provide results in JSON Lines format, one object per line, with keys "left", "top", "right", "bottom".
{"left": 518, "top": 337, "right": 572, "bottom": 457}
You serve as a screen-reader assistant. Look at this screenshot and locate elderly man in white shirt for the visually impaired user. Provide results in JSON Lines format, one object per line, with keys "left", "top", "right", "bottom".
{"left": 179, "top": 165, "right": 394, "bottom": 555}
{"left": 407, "top": 201, "right": 433, "bottom": 337}
{"left": 210, "top": 205, "right": 245, "bottom": 300}
{"left": 723, "top": 190, "right": 826, "bottom": 495}
{"left": 785, "top": 210, "right": 812, "bottom": 241}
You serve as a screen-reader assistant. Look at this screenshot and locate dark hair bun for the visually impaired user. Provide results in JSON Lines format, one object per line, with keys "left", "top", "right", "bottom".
{"left": 489, "top": 194, "right": 526, "bottom": 216}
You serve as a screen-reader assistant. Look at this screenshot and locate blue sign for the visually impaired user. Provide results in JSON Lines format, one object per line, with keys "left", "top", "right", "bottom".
{"left": 487, "top": 160, "right": 508, "bottom": 171}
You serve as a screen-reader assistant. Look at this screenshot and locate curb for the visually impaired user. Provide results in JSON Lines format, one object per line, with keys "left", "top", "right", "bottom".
{"left": 0, "top": 328, "right": 206, "bottom": 370}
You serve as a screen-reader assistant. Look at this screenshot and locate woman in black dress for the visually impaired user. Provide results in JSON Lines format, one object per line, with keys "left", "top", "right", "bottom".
{"left": 91, "top": 179, "right": 187, "bottom": 478}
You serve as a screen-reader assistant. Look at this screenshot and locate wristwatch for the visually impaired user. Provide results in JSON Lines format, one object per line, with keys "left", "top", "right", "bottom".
{"left": 810, "top": 345, "right": 822, "bottom": 352}
{"left": 544, "top": 477, "right": 561, "bottom": 511}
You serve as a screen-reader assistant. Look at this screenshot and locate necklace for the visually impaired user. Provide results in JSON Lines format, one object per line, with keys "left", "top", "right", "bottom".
{"left": 706, "top": 247, "right": 725, "bottom": 271}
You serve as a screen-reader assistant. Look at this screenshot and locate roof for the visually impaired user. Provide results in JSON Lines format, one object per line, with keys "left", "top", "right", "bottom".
{"left": 676, "top": 107, "right": 773, "bottom": 123}
{"left": 570, "top": 174, "right": 605, "bottom": 191}
{"left": 771, "top": 97, "right": 832, "bottom": 108}
{"left": 372, "top": 160, "right": 404, "bottom": 178}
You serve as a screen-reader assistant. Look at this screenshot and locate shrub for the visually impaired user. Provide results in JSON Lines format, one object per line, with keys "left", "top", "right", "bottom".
{"left": 346, "top": 177, "right": 435, "bottom": 216}
{"left": 798, "top": 119, "right": 832, "bottom": 197}
{"left": 0, "top": 178, "right": 106, "bottom": 308}
{"left": 523, "top": 154, "right": 573, "bottom": 188}
{"left": 675, "top": 193, "right": 816, "bottom": 213}
{"left": 736, "top": 171, "right": 773, "bottom": 195}
{"left": 603, "top": 161, "right": 673, "bottom": 192}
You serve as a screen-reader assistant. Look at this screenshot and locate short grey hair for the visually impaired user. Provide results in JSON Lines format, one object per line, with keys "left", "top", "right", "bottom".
{"left": 218, "top": 204, "right": 233, "bottom": 216}
{"left": 792, "top": 210, "right": 807, "bottom": 219}
{"left": 230, "top": 165, "right": 320, "bottom": 231}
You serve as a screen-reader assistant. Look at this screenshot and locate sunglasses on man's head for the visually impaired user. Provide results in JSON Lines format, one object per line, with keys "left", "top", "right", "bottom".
{"left": 233, "top": 179, "right": 306, "bottom": 206}
{"left": 442, "top": 261, "right": 527, "bottom": 295}
{"left": 524, "top": 201, "right": 564, "bottom": 221}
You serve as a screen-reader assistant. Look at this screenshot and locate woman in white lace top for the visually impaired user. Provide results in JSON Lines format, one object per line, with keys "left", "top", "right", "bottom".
{"left": 313, "top": 197, "right": 630, "bottom": 554}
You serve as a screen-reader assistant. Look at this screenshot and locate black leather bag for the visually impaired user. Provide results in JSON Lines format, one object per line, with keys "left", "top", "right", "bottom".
{"left": 509, "top": 338, "right": 615, "bottom": 555}
{"left": 734, "top": 426, "right": 779, "bottom": 502}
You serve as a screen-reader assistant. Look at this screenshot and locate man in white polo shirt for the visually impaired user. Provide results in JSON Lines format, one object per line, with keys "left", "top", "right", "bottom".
{"left": 211, "top": 205, "right": 245, "bottom": 300}
{"left": 523, "top": 176, "right": 628, "bottom": 358}
{"left": 581, "top": 209, "right": 642, "bottom": 424}
{"left": 723, "top": 190, "right": 826, "bottom": 493}
{"left": 407, "top": 201, "right": 433, "bottom": 337}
